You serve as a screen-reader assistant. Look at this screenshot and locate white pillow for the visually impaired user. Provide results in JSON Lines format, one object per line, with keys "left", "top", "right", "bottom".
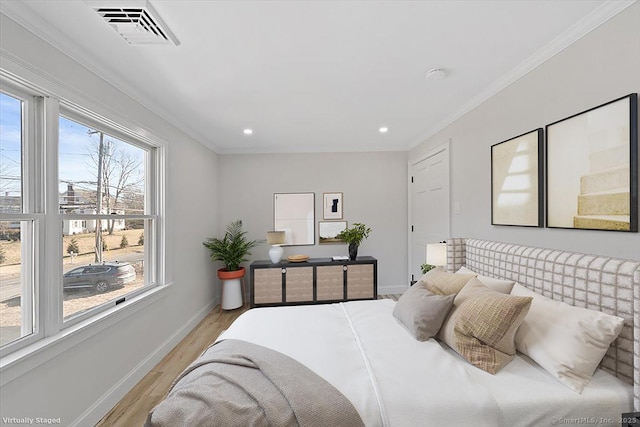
{"left": 456, "top": 266, "right": 515, "bottom": 294}
{"left": 510, "top": 283, "right": 625, "bottom": 393}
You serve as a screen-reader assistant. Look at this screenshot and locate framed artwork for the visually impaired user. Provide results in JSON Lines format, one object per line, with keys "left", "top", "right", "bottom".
{"left": 318, "top": 221, "right": 347, "bottom": 244}
{"left": 274, "top": 192, "right": 315, "bottom": 245}
{"left": 491, "top": 128, "right": 543, "bottom": 227}
{"left": 546, "top": 93, "right": 638, "bottom": 232}
{"left": 323, "top": 192, "right": 343, "bottom": 219}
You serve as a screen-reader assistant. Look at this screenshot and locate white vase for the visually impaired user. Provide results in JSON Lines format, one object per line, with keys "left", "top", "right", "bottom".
{"left": 269, "top": 245, "right": 284, "bottom": 263}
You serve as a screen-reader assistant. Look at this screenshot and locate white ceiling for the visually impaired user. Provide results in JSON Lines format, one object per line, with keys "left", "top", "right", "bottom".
{"left": 1, "top": 1, "right": 633, "bottom": 154}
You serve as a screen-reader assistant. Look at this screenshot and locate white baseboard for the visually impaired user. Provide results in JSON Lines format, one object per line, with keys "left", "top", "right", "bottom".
{"left": 70, "top": 299, "right": 217, "bottom": 427}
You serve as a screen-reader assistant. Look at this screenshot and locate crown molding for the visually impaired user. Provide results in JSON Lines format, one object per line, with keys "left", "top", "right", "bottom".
{"left": 215, "top": 142, "right": 401, "bottom": 155}
{"left": 407, "top": 0, "right": 638, "bottom": 150}
{"left": 0, "top": 2, "right": 219, "bottom": 152}
{"left": 2, "top": 1, "right": 634, "bottom": 155}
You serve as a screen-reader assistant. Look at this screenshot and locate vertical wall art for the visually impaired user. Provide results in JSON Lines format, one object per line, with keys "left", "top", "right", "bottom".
{"left": 546, "top": 93, "right": 638, "bottom": 232}
{"left": 491, "top": 128, "right": 543, "bottom": 227}
{"left": 323, "top": 192, "right": 343, "bottom": 220}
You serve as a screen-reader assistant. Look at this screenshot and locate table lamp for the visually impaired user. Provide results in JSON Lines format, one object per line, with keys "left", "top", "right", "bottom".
{"left": 425, "top": 242, "right": 447, "bottom": 271}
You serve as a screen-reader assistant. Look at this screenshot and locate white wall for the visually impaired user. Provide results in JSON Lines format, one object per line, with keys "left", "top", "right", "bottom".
{"left": 0, "top": 14, "right": 219, "bottom": 426}
{"left": 217, "top": 152, "right": 408, "bottom": 293}
{"left": 409, "top": 3, "right": 640, "bottom": 260}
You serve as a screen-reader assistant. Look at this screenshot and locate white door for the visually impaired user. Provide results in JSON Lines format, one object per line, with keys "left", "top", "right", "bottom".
{"left": 408, "top": 142, "right": 450, "bottom": 284}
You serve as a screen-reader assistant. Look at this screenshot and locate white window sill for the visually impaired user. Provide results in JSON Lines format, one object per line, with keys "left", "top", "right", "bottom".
{"left": 0, "top": 283, "right": 172, "bottom": 387}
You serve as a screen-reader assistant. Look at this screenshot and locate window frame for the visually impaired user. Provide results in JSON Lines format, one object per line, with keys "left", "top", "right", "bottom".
{"left": 0, "top": 82, "right": 44, "bottom": 353}
{"left": 0, "top": 75, "right": 166, "bottom": 359}
{"left": 57, "top": 105, "right": 161, "bottom": 327}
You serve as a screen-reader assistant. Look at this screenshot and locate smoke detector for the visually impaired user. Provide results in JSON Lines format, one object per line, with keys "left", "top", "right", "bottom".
{"left": 91, "top": 1, "right": 180, "bottom": 46}
{"left": 425, "top": 68, "right": 446, "bottom": 81}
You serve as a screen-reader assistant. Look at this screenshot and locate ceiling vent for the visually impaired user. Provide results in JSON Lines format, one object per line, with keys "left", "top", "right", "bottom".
{"left": 92, "top": 1, "right": 180, "bottom": 46}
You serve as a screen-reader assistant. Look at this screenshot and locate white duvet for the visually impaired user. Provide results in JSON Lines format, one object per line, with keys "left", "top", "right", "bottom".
{"left": 217, "top": 299, "right": 632, "bottom": 427}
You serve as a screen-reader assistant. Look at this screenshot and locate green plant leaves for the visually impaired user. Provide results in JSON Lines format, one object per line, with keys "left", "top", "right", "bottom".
{"left": 203, "top": 220, "right": 260, "bottom": 271}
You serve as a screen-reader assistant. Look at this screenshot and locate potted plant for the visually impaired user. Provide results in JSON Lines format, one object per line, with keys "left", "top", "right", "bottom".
{"left": 337, "top": 222, "right": 372, "bottom": 260}
{"left": 203, "top": 220, "right": 260, "bottom": 309}
{"left": 420, "top": 263, "right": 436, "bottom": 274}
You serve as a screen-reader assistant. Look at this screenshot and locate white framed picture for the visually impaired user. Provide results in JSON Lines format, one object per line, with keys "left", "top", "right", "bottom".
{"left": 323, "top": 192, "right": 343, "bottom": 219}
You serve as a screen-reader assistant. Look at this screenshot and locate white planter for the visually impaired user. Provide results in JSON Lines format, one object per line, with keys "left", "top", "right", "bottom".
{"left": 221, "top": 278, "right": 243, "bottom": 310}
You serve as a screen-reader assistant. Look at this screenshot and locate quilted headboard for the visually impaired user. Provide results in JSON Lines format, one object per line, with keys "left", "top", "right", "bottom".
{"left": 446, "top": 238, "right": 640, "bottom": 409}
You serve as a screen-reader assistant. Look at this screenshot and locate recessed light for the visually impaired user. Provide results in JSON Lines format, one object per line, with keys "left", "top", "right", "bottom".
{"left": 425, "top": 68, "right": 446, "bottom": 81}
{"left": 379, "top": 127, "right": 388, "bottom": 133}
{"left": 243, "top": 129, "right": 253, "bottom": 135}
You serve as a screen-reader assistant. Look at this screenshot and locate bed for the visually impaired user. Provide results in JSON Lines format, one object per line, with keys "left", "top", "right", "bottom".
{"left": 146, "top": 238, "right": 640, "bottom": 426}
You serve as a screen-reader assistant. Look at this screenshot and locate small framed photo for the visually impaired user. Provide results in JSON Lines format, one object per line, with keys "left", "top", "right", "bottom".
{"left": 318, "top": 221, "right": 347, "bottom": 244}
{"left": 323, "top": 192, "right": 343, "bottom": 219}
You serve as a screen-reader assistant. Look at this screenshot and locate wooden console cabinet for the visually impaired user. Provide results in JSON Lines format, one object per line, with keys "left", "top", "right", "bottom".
{"left": 250, "top": 256, "right": 377, "bottom": 307}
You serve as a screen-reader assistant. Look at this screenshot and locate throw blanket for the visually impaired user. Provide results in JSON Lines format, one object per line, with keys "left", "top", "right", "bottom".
{"left": 145, "top": 339, "right": 365, "bottom": 427}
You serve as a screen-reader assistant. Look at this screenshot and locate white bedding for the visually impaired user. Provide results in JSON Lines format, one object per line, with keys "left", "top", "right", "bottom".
{"left": 217, "top": 299, "right": 632, "bottom": 427}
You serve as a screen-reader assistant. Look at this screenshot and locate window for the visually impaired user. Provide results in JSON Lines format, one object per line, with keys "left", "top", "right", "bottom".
{"left": 0, "top": 77, "right": 163, "bottom": 355}
{"left": 0, "top": 88, "right": 37, "bottom": 348}
{"left": 59, "top": 112, "right": 154, "bottom": 321}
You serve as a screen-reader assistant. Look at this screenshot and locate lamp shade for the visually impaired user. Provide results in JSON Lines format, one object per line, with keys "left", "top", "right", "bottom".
{"left": 426, "top": 243, "right": 447, "bottom": 267}
{"left": 266, "top": 231, "right": 285, "bottom": 245}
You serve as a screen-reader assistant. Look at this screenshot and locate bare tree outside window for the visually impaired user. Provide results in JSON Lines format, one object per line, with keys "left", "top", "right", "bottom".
{"left": 86, "top": 133, "right": 144, "bottom": 235}
{"left": 58, "top": 115, "right": 150, "bottom": 320}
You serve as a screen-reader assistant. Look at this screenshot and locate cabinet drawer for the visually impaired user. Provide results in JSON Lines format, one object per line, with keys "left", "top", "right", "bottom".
{"left": 347, "top": 264, "right": 374, "bottom": 299}
{"left": 284, "top": 266, "right": 313, "bottom": 302}
{"left": 254, "top": 268, "right": 282, "bottom": 304}
{"left": 316, "top": 265, "right": 344, "bottom": 300}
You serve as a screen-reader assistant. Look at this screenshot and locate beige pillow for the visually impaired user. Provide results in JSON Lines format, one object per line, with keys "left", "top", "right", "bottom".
{"left": 456, "top": 266, "right": 515, "bottom": 294}
{"left": 420, "top": 267, "right": 475, "bottom": 296}
{"left": 393, "top": 283, "right": 455, "bottom": 341}
{"left": 439, "top": 278, "right": 532, "bottom": 374}
{"left": 510, "top": 283, "right": 625, "bottom": 393}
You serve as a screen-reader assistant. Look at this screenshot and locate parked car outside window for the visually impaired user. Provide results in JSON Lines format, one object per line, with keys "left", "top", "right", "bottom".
{"left": 63, "top": 262, "right": 136, "bottom": 293}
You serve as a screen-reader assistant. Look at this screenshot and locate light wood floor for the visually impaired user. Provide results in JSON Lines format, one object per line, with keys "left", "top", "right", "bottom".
{"left": 96, "top": 305, "right": 247, "bottom": 426}
{"left": 96, "top": 295, "right": 399, "bottom": 426}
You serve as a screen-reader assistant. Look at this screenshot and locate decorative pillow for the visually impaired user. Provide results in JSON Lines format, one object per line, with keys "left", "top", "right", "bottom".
{"left": 420, "top": 267, "right": 475, "bottom": 296}
{"left": 510, "top": 283, "right": 625, "bottom": 393}
{"left": 393, "top": 283, "right": 455, "bottom": 341}
{"left": 439, "top": 278, "right": 532, "bottom": 374}
{"left": 456, "top": 266, "right": 515, "bottom": 294}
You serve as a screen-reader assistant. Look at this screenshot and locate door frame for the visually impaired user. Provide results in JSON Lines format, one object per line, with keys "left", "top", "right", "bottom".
{"left": 407, "top": 139, "right": 451, "bottom": 284}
